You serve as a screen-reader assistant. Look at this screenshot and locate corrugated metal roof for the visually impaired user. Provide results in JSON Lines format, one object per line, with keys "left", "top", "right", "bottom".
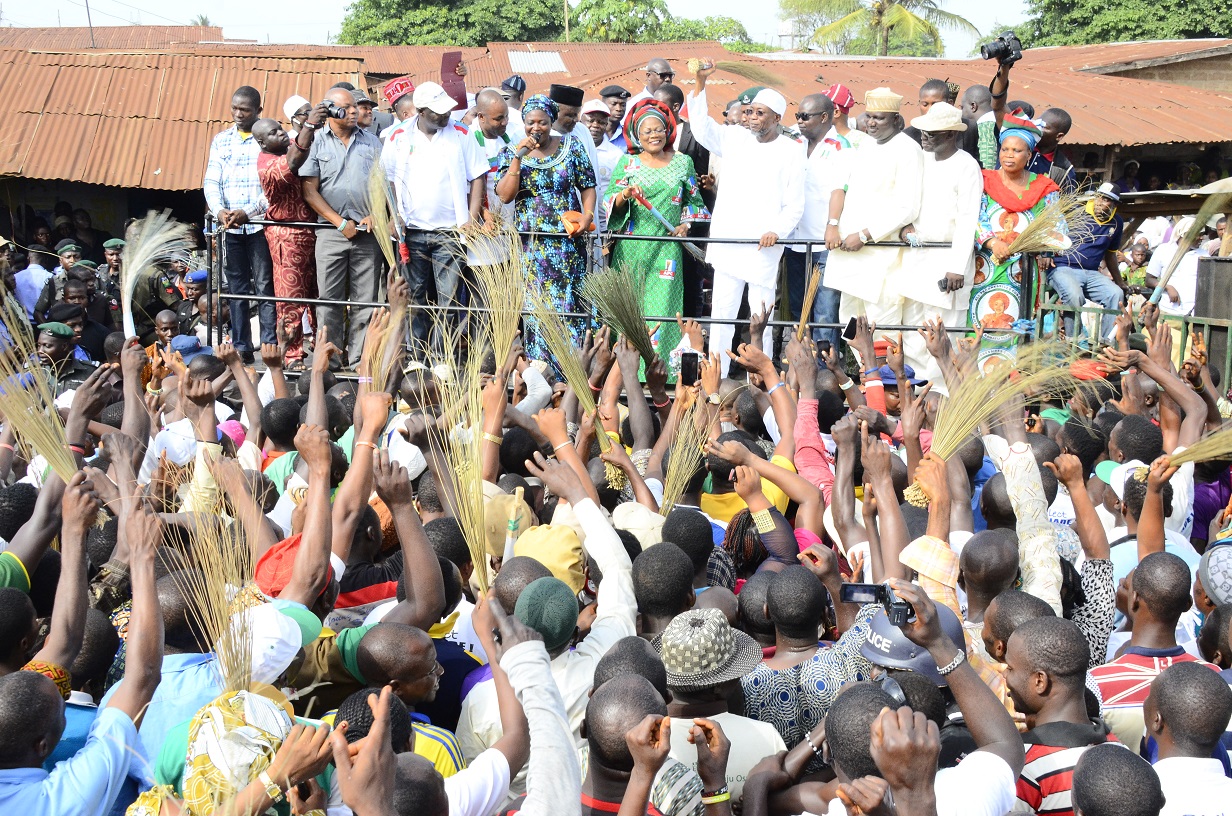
{"left": 0, "top": 48, "right": 365, "bottom": 190}
{"left": 508, "top": 51, "right": 567, "bottom": 74}
{"left": 0, "top": 25, "right": 242, "bottom": 50}
{"left": 1025, "top": 39, "right": 1232, "bottom": 72}
{"left": 576, "top": 53, "right": 1232, "bottom": 148}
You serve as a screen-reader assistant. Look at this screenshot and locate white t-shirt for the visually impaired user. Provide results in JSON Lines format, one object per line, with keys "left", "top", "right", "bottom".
{"left": 812, "top": 750, "right": 1017, "bottom": 816}
{"left": 667, "top": 712, "right": 786, "bottom": 803}
{"left": 444, "top": 747, "right": 511, "bottom": 816}
{"left": 1155, "top": 756, "right": 1232, "bottom": 816}
{"left": 1158, "top": 249, "right": 1200, "bottom": 317}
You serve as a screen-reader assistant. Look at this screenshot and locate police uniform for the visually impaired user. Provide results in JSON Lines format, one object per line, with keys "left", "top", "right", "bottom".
{"left": 132, "top": 266, "right": 185, "bottom": 345}
{"left": 37, "top": 322, "right": 96, "bottom": 396}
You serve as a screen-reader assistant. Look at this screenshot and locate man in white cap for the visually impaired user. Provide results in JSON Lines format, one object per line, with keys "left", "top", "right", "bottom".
{"left": 897, "top": 101, "right": 982, "bottom": 383}
{"left": 823, "top": 88, "right": 924, "bottom": 365}
{"left": 1050, "top": 181, "right": 1125, "bottom": 340}
{"left": 382, "top": 81, "right": 489, "bottom": 350}
{"left": 687, "top": 62, "right": 805, "bottom": 376}
{"left": 580, "top": 99, "right": 622, "bottom": 235}
{"left": 283, "top": 95, "right": 310, "bottom": 138}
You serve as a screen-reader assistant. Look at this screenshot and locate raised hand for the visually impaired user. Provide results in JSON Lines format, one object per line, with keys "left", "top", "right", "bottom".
{"left": 329, "top": 687, "right": 396, "bottom": 816}
{"left": 626, "top": 715, "right": 671, "bottom": 776}
{"left": 524, "top": 450, "right": 586, "bottom": 505}
{"left": 731, "top": 464, "right": 763, "bottom": 503}
{"left": 676, "top": 313, "right": 705, "bottom": 352}
{"left": 1043, "top": 453, "right": 1085, "bottom": 489}
{"left": 852, "top": 315, "right": 877, "bottom": 370}
{"left": 372, "top": 450, "right": 413, "bottom": 507}
{"left": 294, "top": 423, "right": 333, "bottom": 471}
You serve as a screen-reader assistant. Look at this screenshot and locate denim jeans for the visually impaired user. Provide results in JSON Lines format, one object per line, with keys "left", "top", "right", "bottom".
{"left": 784, "top": 247, "right": 839, "bottom": 350}
{"left": 222, "top": 231, "right": 276, "bottom": 352}
{"left": 405, "top": 229, "right": 466, "bottom": 349}
{"left": 1048, "top": 264, "right": 1124, "bottom": 340}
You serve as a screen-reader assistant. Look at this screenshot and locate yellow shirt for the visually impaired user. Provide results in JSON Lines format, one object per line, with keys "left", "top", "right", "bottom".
{"left": 320, "top": 710, "right": 465, "bottom": 777}
{"left": 700, "top": 455, "right": 796, "bottom": 524}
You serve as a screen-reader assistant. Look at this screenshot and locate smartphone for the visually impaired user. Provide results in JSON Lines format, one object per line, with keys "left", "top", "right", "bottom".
{"left": 841, "top": 316, "right": 859, "bottom": 341}
{"left": 680, "top": 351, "right": 699, "bottom": 385}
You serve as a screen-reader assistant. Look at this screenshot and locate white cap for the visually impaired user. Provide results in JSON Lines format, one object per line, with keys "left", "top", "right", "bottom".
{"left": 580, "top": 99, "right": 612, "bottom": 117}
{"left": 283, "top": 95, "right": 310, "bottom": 123}
{"left": 751, "top": 88, "right": 787, "bottom": 116}
{"left": 413, "top": 81, "right": 458, "bottom": 115}
{"left": 1110, "top": 459, "right": 1148, "bottom": 502}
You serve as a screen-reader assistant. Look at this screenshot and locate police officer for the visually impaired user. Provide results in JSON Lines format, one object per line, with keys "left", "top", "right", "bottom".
{"left": 34, "top": 321, "right": 95, "bottom": 396}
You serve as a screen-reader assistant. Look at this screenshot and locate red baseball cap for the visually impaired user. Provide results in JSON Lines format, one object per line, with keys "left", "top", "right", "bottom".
{"left": 824, "top": 84, "right": 856, "bottom": 111}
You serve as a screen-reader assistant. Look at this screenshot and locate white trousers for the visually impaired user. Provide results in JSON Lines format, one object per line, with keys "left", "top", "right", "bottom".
{"left": 712, "top": 271, "right": 775, "bottom": 377}
{"left": 840, "top": 293, "right": 966, "bottom": 389}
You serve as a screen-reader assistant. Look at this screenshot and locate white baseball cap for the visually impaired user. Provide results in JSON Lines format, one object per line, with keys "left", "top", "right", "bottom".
{"left": 413, "top": 81, "right": 458, "bottom": 115}
{"left": 580, "top": 99, "right": 612, "bottom": 117}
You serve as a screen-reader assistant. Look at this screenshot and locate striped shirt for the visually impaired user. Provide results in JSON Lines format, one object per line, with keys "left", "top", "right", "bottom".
{"left": 1013, "top": 721, "right": 1114, "bottom": 815}
{"left": 1091, "top": 646, "right": 1219, "bottom": 749}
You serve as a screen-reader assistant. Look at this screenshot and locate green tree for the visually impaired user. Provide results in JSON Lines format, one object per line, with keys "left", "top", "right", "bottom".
{"left": 1020, "top": 0, "right": 1232, "bottom": 46}
{"left": 656, "top": 15, "right": 754, "bottom": 45}
{"left": 573, "top": 0, "right": 670, "bottom": 42}
{"left": 782, "top": 0, "right": 979, "bottom": 55}
{"left": 189, "top": 13, "right": 212, "bottom": 26}
{"left": 337, "top": 0, "right": 565, "bottom": 46}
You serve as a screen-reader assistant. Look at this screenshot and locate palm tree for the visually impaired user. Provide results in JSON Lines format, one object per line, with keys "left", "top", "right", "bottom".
{"left": 189, "top": 13, "right": 212, "bottom": 27}
{"left": 796, "top": 0, "right": 979, "bottom": 56}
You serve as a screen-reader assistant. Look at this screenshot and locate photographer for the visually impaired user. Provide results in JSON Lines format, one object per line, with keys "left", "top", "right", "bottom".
{"left": 962, "top": 32, "right": 1020, "bottom": 170}
{"left": 300, "top": 87, "right": 386, "bottom": 369}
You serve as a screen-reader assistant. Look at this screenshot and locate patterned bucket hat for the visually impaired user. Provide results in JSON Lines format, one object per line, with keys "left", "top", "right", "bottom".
{"left": 655, "top": 608, "right": 763, "bottom": 689}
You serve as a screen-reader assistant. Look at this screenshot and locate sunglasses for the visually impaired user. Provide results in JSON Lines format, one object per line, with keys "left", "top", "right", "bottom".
{"left": 651, "top": 72, "right": 675, "bottom": 80}
{"left": 795, "top": 112, "right": 825, "bottom": 122}
{"left": 876, "top": 673, "right": 908, "bottom": 706}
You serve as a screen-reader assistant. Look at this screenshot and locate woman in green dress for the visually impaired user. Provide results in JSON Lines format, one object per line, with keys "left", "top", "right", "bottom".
{"left": 604, "top": 98, "right": 709, "bottom": 375}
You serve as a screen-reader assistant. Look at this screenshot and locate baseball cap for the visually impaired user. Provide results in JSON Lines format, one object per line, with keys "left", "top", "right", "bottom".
{"left": 353, "top": 90, "right": 375, "bottom": 106}
{"left": 580, "top": 99, "right": 612, "bottom": 117}
{"left": 514, "top": 524, "right": 584, "bottom": 594}
{"left": 1095, "top": 458, "right": 1147, "bottom": 501}
{"left": 170, "top": 335, "right": 213, "bottom": 364}
{"left": 412, "top": 82, "right": 457, "bottom": 115}
{"left": 1096, "top": 182, "right": 1121, "bottom": 203}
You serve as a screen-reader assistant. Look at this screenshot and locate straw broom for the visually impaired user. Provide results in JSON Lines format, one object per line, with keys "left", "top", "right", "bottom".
{"left": 580, "top": 266, "right": 657, "bottom": 365}
{"left": 527, "top": 290, "right": 609, "bottom": 454}
{"left": 687, "top": 58, "right": 786, "bottom": 88}
{"left": 0, "top": 293, "right": 78, "bottom": 482}
{"left": 1167, "top": 426, "right": 1232, "bottom": 466}
{"left": 660, "top": 393, "right": 710, "bottom": 516}
{"left": 455, "top": 222, "right": 525, "bottom": 368}
{"left": 1004, "top": 191, "right": 1093, "bottom": 260}
{"left": 797, "top": 264, "right": 822, "bottom": 341}
{"left": 120, "top": 210, "right": 193, "bottom": 339}
{"left": 424, "top": 309, "right": 493, "bottom": 594}
{"left": 367, "top": 159, "right": 399, "bottom": 271}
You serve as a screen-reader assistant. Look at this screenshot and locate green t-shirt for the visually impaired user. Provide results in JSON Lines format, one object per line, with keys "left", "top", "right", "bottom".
{"left": 263, "top": 428, "right": 355, "bottom": 496}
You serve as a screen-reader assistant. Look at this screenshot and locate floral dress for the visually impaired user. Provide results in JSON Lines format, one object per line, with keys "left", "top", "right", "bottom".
{"left": 604, "top": 151, "right": 710, "bottom": 375}
{"left": 971, "top": 170, "right": 1062, "bottom": 370}
{"left": 496, "top": 135, "right": 597, "bottom": 361}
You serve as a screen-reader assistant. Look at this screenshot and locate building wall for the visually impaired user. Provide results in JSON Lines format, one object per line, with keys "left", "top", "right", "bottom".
{"left": 0, "top": 179, "right": 206, "bottom": 239}
{"left": 1108, "top": 54, "right": 1232, "bottom": 94}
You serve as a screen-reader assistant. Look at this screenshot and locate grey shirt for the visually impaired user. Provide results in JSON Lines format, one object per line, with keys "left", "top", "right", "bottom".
{"left": 299, "top": 125, "right": 383, "bottom": 223}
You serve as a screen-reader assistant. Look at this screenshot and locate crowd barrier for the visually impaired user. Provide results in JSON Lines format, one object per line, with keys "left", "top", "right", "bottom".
{"left": 203, "top": 216, "right": 1231, "bottom": 387}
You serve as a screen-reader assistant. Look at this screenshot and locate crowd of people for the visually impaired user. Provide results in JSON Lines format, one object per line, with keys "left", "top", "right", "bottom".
{"left": 3, "top": 51, "right": 1232, "bottom": 816}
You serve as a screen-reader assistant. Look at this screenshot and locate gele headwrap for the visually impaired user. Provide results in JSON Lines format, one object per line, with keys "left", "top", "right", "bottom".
{"left": 623, "top": 98, "right": 677, "bottom": 155}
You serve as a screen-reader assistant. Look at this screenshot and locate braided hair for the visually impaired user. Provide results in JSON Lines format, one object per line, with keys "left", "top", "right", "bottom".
{"left": 722, "top": 509, "right": 768, "bottom": 578}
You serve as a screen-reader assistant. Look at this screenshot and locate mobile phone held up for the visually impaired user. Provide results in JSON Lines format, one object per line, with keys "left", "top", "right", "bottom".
{"left": 839, "top": 582, "right": 915, "bottom": 626}
{"left": 841, "top": 316, "right": 859, "bottom": 341}
{"left": 680, "top": 351, "right": 699, "bottom": 386}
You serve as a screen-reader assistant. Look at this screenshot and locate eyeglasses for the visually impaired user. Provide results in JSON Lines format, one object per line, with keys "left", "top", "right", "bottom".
{"left": 795, "top": 112, "right": 824, "bottom": 122}
{"left": 651, "top": 72, "right": 675, "bottom": 80}
{"left": 875, "top": 673, "right": 908, "bottom": 706}
{"left": 640, "top": 127, "right": 667, "bottom": 137}
{"left": 412, "top": 660, "right": 443, "bottom": 682}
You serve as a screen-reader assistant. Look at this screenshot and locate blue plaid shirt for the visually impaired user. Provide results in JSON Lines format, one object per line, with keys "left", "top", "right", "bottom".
{"left": 203, "top": 126, "right": 267, "bottom": 234}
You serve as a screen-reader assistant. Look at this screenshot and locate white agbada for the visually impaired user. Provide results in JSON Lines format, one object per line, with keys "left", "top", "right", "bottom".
{"left": 684, "top": 88, "right": 806, "bottom": 288}
{"left": 823, "top": 131, "right": 924, "bottom": 305}
{"left": 906, "top": 148, "right": 983, "bottom": 312}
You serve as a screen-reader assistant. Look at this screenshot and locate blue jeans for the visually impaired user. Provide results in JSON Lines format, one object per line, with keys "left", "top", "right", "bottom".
{"left": 784, "top": 247, "right": 839, "bottom": 350}
{"left": 222, "top": 231, "right": 276, "bottom": 352}
{"left": 1048, "top": 264, "right": 1124, "bottom": 340}
{"left": 405, "top": 229, "right": 465, "bottom": 348}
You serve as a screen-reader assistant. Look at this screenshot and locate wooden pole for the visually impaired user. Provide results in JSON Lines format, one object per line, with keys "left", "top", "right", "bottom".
{"left": 564, "top": 0, "right": 570, "bottom": 42}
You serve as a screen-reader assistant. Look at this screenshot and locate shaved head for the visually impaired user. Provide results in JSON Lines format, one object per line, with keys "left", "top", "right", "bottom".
{"left": 585, "top": 674, "right": 666, "bottom": 771}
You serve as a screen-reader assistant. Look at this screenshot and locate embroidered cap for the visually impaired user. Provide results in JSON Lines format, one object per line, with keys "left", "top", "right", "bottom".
{"left": 865, "top": 87, "right": 903, "bottom": 113}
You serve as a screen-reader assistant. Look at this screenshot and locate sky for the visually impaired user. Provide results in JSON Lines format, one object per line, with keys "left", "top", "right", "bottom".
{"left": 3, "top": 0, "right": 1031, "bottom": 58}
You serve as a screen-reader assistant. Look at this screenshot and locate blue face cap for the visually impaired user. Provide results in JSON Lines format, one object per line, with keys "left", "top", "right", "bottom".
{"left": 877, "top": 364, "right": 926, "bottom": 387}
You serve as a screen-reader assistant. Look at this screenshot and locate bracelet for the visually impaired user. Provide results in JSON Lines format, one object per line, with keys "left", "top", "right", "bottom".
{"left": 552, "top": 441, "right": 572, "bottom": 453}
{"left": 258, "top": 770, "right": 284, "bottom": 803}
{"left": 482, "top": 432, "right": 503, "bottom": 445}
{"left": 751, "top": 508, "right": 776, "bottom": 534}
{"left": 67, "top": 444, "right": 86, "bottom": 455}
{"left": 652, "top": 397, "right": 671, "bottom": 408}
{"left": 145, "top": 384, "right": 163, "bottom": 395}
{"left": 701, "top": 789, "right": 731, "bottom": 806}
{"left": 767, "top": 381, "right": 785, "bottom": 397}
{"left": 839, "top": 378, "right": 855, "bottom": 391}
{"left": 357, "top": 376, "right": 373, "bottom": 384}
{"left": 937, "top": 649, "right": 967, "bottom": 676}
{"left": 589, "top": 381, "right": 602, "bottom": 392}
{"left": 294, "top": 139, "right": 310, "bottom": 151}
{"left": 354, "top": 440, "right": 378, "bottom": 452}
{"left": 0, "top": 442, "right": 12, "bottom": 452}
{"left": 337, "top": 219, "right": 349, "bottom": 231}
{"left": 805, "top": 730, "right": 825, "bottom": 759}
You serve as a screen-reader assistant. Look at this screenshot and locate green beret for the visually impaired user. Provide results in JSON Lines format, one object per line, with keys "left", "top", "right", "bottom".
{"left": 74, "top": 259, "right": 98, "bottom": 270}
{"left": 737, "top": 86, "right": 766, "bottom": 105}
{"left": 514, "top": 576, "right": 579, "bottom": 652}
{"left": 102, "top": 239, "right": 126, "bottom": 249}
{"left": 37, "top": 322, "right": 74, "bottom": 339}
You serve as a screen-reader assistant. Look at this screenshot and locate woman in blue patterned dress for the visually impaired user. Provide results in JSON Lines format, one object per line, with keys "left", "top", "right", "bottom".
{"left": 495, "top": 94, "right": 597, "bottom": 360}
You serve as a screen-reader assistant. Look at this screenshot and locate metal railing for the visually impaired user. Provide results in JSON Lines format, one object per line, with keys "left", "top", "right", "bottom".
{"left": 201, "top": 214, "right": 971, "bottom": 350}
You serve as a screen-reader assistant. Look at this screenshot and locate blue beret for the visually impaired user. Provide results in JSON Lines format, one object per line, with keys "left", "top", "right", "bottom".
{"left": 186, "top": 270, "right": 209, "bottom": 284}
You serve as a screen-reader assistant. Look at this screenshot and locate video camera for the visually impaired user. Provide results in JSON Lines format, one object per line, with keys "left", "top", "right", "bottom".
{"left": 839, "top": 582, "right": 915, "bottom": 627}
{"left": 981, "top": 31, "right": 1023, "bottom": 68}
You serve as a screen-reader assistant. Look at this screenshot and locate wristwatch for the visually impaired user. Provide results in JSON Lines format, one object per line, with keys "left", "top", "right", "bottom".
{"left": 861, "top": 228, "right": 873, "bottom": 243}
{"left": 827, "top": 218, "right": 840, "bottom": 226}
{"left": 707, "top": 393, "right": 721, "bottom": 405}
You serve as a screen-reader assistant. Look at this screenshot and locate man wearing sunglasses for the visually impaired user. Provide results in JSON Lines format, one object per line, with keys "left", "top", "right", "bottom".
{"left": 626, "top": 58, "right": 674, "bottom": 122}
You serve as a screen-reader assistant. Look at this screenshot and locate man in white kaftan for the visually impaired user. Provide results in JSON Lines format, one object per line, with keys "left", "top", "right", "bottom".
{"left": 824, "top": 88, "right": 924, "bottom": 367}
{"left": 686, "top": 63, "right": 805, "bottom": 377}
{"left": 898, "top": 102, "right": 983, "bottom": 385}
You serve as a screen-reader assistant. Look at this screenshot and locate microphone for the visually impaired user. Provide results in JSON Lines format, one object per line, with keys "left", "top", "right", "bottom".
{"left": 516, "top": 133, "right": 542, "bottom": 158}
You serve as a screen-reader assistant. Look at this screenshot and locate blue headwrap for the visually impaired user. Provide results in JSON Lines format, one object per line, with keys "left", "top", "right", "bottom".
{"left": 998, "top": 109, "right": 1042, "bottom": 152}
{"left": 522, "top": 94, "right": 558, "bottom": 123}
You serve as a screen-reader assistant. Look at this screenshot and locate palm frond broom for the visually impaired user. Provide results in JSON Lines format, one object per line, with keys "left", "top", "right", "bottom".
{"left": 581, "top": 265, "right": 657, "bottom": 365}
{"left": 120, "top": 210, "right": 193, "bottom": 339}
